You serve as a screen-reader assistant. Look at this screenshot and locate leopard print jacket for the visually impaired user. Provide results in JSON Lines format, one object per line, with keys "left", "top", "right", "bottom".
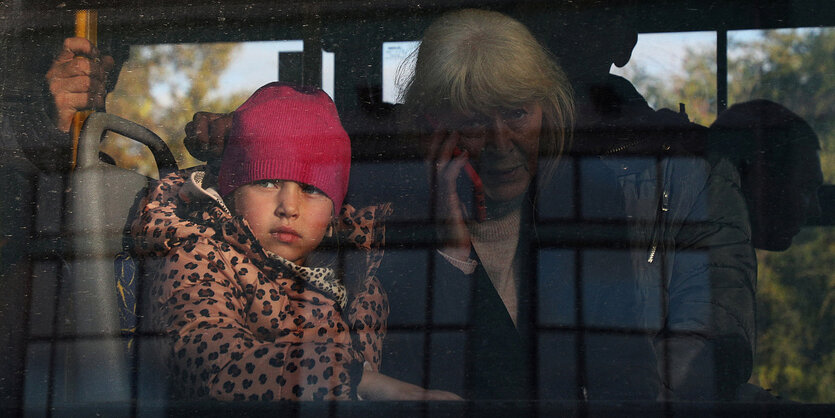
{"left": 130, "top": 168, "right": 391, "bottom": 401}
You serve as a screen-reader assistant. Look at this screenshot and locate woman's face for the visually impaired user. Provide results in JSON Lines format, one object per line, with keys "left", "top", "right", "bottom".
{"left": 444, "top": 102, "right": 544, "bottom": 204}
{"left": 231, "top": 179, "right": 334, "bottom": 265}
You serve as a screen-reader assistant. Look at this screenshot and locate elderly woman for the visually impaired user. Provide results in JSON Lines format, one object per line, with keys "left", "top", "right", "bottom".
{"left": 379, "top": 9, "right": 659, "bottom": 401}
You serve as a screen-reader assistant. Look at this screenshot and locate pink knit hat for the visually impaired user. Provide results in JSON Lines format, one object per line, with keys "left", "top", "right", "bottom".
{"left": 218, "top": 83, "right": 351, "bottom": 210}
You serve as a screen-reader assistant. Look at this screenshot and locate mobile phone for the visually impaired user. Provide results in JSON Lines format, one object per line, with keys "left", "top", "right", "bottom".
{"left": 453, "top": 147, "right": 487, "bottom": 222}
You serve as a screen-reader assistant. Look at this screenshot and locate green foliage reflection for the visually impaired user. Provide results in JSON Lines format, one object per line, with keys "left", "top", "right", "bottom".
{"left": 633, "top": 28, "right": 835, "bottom": 402}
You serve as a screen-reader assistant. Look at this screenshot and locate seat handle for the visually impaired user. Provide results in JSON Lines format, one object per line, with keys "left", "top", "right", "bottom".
{"left": 78, "top": 112, "right": 179, "bottom": 176}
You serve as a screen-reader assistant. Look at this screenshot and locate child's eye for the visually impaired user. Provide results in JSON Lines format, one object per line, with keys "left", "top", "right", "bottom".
{"left": 301, "top": 184, "right": 326, "bottom": 196}
{"left": 256, "top": 180, "right": 280, "bottom": 188}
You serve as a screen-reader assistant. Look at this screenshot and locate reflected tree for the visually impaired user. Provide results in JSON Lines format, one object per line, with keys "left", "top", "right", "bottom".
{"left": 631, "top": 28, "right": 835, "bottom": 402}
{"left": 103, "top": 43, "right": 249, "bottom": 177}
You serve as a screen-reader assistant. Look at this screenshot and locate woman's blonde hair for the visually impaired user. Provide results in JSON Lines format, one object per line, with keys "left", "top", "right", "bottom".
{"left": 399, "top": 8, "right": 574, "bottom": 184}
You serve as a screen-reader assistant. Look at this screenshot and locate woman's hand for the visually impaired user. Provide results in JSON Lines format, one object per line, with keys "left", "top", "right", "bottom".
{"left": 358, "top": 370, "right": 463, "bottom": 401}
{"left": 184, "top": 111, "right": 233, "bottom": 162}
{"left": 424, "top": 125, "right": 473, "bottom": 261}
{"left": 45, "top": 37, "right": 115, "bottom": 132}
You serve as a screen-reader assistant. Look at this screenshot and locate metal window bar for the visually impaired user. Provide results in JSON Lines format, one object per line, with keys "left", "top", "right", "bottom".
{"left": 571, "top": 157, "right": 588, "bottom": 404}
{"left": 717, "top": 29, "right": 729, "bottom": 114}
{"left": 20, "top": 170, "right": 42, "bottom": 414}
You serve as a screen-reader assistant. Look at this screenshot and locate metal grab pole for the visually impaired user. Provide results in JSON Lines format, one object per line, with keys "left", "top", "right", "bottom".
{"left": 70, "top": 9, "right": 98, "bottom": 171}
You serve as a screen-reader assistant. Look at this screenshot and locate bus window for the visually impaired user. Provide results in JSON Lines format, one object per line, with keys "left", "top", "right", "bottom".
{"left": 610, "top": 31, "right": 717, "bottom": 125}
{"left": 382, "top": 41, "right": 420, "bottom": 104}
{"left": 102, "top": 40, "right": 336, "bottom": 177}
{"left": 1, "top": 1, "right": 833, "bottom": 414}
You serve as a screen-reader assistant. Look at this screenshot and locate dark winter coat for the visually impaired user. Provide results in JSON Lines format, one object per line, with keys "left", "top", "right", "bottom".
{"left": 575, "top": 74, "right": 757, "bottom": 400}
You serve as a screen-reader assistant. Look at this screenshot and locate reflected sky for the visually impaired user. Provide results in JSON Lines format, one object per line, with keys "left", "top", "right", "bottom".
{"left": 144, "top": 31, "right": 771, "bottom": 108}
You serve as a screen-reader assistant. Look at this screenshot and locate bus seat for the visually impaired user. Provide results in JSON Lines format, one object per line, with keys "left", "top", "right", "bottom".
{"left": 55, "top": 112, "right": 177, "bottom": 407}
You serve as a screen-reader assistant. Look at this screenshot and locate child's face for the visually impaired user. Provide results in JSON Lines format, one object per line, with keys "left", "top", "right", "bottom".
{"left": 231, "top": 179, "right": 334, "bottom": 265}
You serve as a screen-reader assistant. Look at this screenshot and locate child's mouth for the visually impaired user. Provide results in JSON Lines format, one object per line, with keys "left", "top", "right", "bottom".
{"left": 272, "top": 227, "right": 301, "bottom": 243}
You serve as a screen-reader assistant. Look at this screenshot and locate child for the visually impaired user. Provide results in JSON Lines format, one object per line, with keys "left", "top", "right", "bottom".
{"left": 131, "top": 83, "right": 459, "bottom": 401}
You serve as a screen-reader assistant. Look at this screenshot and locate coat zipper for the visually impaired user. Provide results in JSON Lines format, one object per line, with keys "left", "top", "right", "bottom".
{"left": 647, "top": 159, "right": 671, "bottom": 263}
{"left": 602, "top": 137, "right": 671, "bottom": 264}
{"left": 603, "top": 104, "right": 687, "bottom": 264}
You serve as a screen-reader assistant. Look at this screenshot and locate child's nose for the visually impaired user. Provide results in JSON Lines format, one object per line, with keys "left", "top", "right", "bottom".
{"left": 275, "top": 183, "right": 300, "bottom": 219}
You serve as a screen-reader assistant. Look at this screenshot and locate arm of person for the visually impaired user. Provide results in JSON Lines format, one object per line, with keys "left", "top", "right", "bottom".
{"left": 358, "top": 371, "right": 463, "bottom": 401}
{"left": 183, "top": 111, "right": 233, "bottom": 163}
{"left": 340, "top": 203, "right": 460, "bottom": 401}
{"left": 662, "top": 156, "right": 756, "bottom": 400}
{"left": 423, "top": 124, "right": 476, "bottom": 266}
{"left": 45, "top": 37, "right": 114, "bottom": 133}
{"left": 341, "top": 203, "right": 393, "bottom": 371}
{"left": 2, "top": 37, "right": 114, "bottom": 173}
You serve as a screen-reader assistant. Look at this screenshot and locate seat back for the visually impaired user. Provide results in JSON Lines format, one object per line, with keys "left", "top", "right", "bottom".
{"left": 52, "top": 113, "right": 177, "bottom": 408}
